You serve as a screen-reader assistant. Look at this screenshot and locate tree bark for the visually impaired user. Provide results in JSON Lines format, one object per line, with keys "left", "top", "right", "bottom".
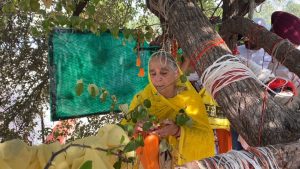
{"left": 175, "top": 141, "right": 300, "bottom": 169}
{"left": 220, "top": 16, "right": 300, "bottom": 78}
{"left": 72, "top": 0, "right": 89, "bottom": 16}
{"left": 221, "top": 0, "right": 266, "bottom": 50}
{"left": 146, "top": 0, "right": 300, "bottom": 146}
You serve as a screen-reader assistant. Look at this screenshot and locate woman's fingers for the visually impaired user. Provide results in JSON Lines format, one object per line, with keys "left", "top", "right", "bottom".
{"left": 152, "top": 123, "right": 179, "bottom": 138}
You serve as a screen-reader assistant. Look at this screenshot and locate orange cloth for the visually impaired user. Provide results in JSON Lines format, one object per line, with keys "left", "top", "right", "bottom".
{"left": 136, "top": 134, "right": 160, "bottom": 169}
{"left": 216, "top": 129, "right": 232, "bottom": 154}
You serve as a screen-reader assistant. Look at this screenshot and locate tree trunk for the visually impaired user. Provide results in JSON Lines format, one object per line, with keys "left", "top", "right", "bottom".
{"left": 146, "top": 0, "right": 300, "bottom": 146}
{"left": 220, "top": 16, "right": 300, "bottom": 78}
{"left": 175, "top": 141, "right": 300, "bottom": 169}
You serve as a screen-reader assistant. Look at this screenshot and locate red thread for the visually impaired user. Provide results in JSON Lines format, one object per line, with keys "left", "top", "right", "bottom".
{"left": 171, "top": 38, "right": 178, "bottom": 59}
{"left": 258, "top": 89, "right": 268, "bottom": 145}
{"left": 190, "top": 38, "right": 225, "bottom": 67}
{"left": 210, "top": 69, "right": 248, "bottom": 97}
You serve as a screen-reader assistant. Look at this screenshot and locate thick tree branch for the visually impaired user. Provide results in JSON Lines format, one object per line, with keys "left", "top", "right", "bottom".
{"left": 147, "top": 0, "right": 300, "bottom": 146}
{"left": 72, "top": 0, "right": 89, "bottom": 16}
{"left": 220, "top": 16, "right": 300, "bottom": 78}
{"left": 221, "top": 0, "right": 266, "bottom": 49}
{"left": 222, "top": 0, "right": 266, "bottom": 21}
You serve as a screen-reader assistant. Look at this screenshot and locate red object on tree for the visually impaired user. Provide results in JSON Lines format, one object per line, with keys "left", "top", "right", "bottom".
{"left": 268, "top": 77, "right": 297, "bottom": 95}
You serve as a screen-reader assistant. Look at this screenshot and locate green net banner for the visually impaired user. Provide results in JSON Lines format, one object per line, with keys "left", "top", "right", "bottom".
{"left": 49, "top": 29, "right": 152, "bottom": 121}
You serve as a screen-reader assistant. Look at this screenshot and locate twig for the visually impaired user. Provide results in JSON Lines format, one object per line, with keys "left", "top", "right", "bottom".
{"left": 44, "top": 143, "right": 131, "bottom": 169}
{"left": 209, "top": 0, "right": 222, "bottom": 21}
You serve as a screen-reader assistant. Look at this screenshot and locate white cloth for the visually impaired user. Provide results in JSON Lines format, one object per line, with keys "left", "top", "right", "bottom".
{"left": 237, "top": 45, "right": 274, "bottom": 83}
{"left": 237, "top": 45, "right": 272, "bottom": 69}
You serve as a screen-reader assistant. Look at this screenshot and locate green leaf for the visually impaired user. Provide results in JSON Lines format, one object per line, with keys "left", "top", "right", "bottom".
{"left": 131, "top": 110, "right": 138, "bottom": 123}
{"left": 180, "top": 74, "right": 187, "bottom": 83}
{"left": 175, "top": 110, "right": 190, "bottom": 126}
{"left": 30, "top": 0, "right": 40, "bottom": 12}
{"left": 142, "top": 121, "right": 152, "bottom": 131}
{"left": 122, "top": 29, "right": 132, "bottom": 39}
{"left": 100, "top": 23, "right": 107, "bottom": 33}
{"left": 55, "top": 1, "right": 62, "bottom": 11}
{"left": 143, "top": 99, "right": 151, "bottom": 108}
{"left": 110, "top": 27, "right": 119, "bottom": 38}
{"left": 91, "top": 0, "right": 100, "bottom": 5}
{"left": 123, "top": 140, "right": 138, "bottom": 153}
{"left": 88, "top": 84, "right": 99, "bottom": 98}
{"left": 55, "top": 15, "right": 67, "bottom": 26}
{"left": 75, "top": 79, "right": 84, "bottom": 96}
{"left": 66, "top": 0, "right": 75, "bottom": 14}
{"left": 145, "top": 26, "right": 153, "bottom": 32}
{"left": 2, "top": 2, "right": 15, "bottom": 13}
{"left": 90, "top": 23, "right": 98, "bottom": 34}
{"left": 138, "top": 108, "right": 148, "bottom": 120}
{"left": 113, "top": 160, "right": 122, "bottom": 169}
{"left": 145, "top": 32, "right": 152, "bottom": 42}
{"left": 86, "top": 5, "right": 96, "bottom": 16}
{"left": 70, "top": 16, "right": 80, "bottom": 27}
{"left": 30, "top": 27, "right": 40, "bottom": 37}
{"left": 126, "top": 124, "right": 134, "bottom": 137}
{"left": 99, "top": 90, "right": 108, "bottom": 103}
{"left": 120, "top": 135, "right": 125, "bottom": 144}
{"left": 149, "top": 115, "right": 157, "bottom": 122}
{"left": 80, "top": 160, "right": 92, "bottom": 169}
{"left": 21, "top": 0, "right": 31, "bottom": 11}
{"left": 136, "top": 134, "right": 144, "bottom": 146}
{"left": 179, "top": 109, "right": 185, "bottom": 114}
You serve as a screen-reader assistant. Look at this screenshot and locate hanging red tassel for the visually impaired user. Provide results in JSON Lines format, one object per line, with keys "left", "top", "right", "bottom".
{"left": 136, "top": 56, "right": 141, "bottom": 67}
{"left": 171, "top": 38, "right": 178, "bottom": 59}
{"left": 138, "top": 67, "right": 145, "bottom": 77}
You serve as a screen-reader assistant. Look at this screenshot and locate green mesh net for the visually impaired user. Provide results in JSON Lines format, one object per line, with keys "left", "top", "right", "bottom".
{"left": 49, "top": 29, "right": 154, "bottom": 121}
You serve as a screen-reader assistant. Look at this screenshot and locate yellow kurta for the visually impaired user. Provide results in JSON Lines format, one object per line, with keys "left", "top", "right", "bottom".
{"left": 128, "top": 80, "right": 215, "bottom": 165}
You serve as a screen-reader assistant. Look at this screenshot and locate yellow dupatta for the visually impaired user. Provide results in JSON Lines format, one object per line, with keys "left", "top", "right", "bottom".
{"left": 127, "top": 57, "right": 215, "bottom": 165}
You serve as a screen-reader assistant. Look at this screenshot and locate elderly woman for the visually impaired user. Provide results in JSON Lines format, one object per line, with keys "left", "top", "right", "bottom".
{"left": 125, "top": 50, "right": 215, "bottom": 168}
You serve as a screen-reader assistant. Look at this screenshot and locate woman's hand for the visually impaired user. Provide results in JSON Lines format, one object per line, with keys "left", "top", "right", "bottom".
{"left": 152, "top": 119, "right": 180, "bottom": 138}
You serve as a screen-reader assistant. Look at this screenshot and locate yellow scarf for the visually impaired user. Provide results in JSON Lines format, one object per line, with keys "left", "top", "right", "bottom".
{"left": 127, "top": 62, "right": 215, "bottom": 164}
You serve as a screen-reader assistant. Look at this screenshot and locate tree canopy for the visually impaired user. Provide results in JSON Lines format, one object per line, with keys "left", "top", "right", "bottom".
{"left": 1, "top": 0, "right": 300, "bottom": 144}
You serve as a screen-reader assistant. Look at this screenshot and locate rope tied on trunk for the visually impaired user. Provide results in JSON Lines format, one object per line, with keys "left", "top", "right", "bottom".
{"left": 270, "top": 39, "right": 295, "bottom": 74}
{"left": 200, "top": 54, "right": 279, "bottom": 97}
{"left": 175, "top": 147, "right": 279, "bottom": 169}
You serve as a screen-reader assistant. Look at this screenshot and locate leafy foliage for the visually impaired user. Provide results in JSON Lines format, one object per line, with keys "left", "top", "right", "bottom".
{"left": 0, "top": 0, "right": 156, "bottom": 143}
{"left": 1, "top": 0, "right": 286, "bottom": 146}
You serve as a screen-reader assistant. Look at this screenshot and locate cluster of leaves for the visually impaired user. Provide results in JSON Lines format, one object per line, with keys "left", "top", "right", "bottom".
{"left": 254, "top": 0, "right": 300, "bottom": 23}
{"left": 0, "top": 2, "right": 49, "bottom": 144}
{"left": 0, "top": 0, "right": 160, "bottom": 143}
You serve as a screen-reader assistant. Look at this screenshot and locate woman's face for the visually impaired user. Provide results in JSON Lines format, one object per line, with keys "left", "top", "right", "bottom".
{"left": 149, "top": 57, "right": 178, "bottom": 96}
